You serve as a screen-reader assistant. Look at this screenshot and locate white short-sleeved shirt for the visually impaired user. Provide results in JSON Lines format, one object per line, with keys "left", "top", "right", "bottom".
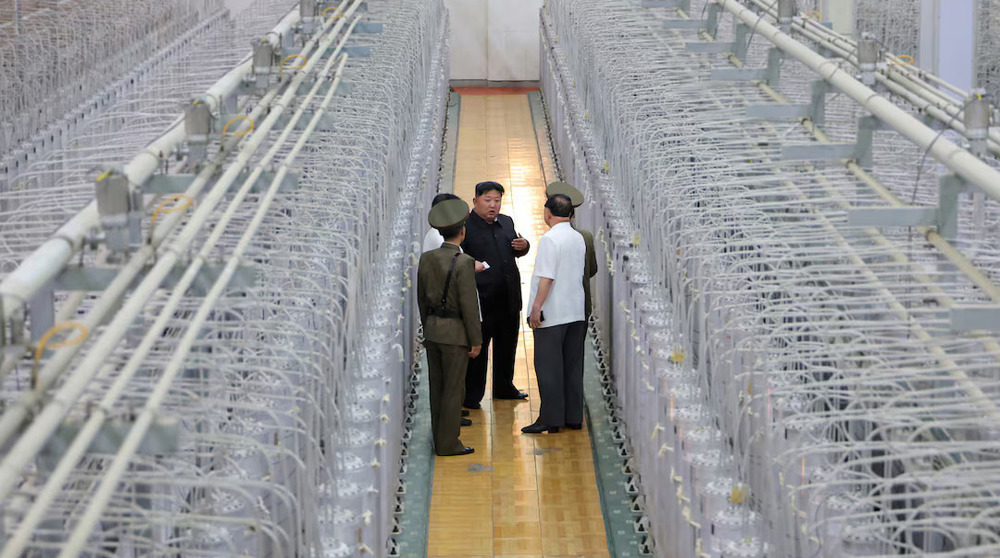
{"left": 527, "top": 222, "right": 585, "bottom": 328}
{"left": 422, "top": 228, "right": 446, "bottom": 253}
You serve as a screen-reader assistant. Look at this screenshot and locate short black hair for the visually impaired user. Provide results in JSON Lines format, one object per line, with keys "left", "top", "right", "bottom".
{"left": 438, "top": 223, "right": 465, "bottom": 240}
{"left": 475, "top": 181, "right": 505, "bottom": 197}
{"left": 431, "top": 193, "right": 459, "bottom": 206}
{"left": 545, "top": 192, "right": 576, "bottom": 218}
{"left": 544, "top": 193, "right": 573, "bottom": 218}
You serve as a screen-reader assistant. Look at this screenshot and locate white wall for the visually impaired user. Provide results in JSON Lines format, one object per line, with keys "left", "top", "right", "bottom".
{"left": 920, "top": 0, "right": 975, "bottom": 93}
{"left": 445, "top": 0, "right": 543, "bottom": 82}
{"left": 445, "top": 0, "right": 489, "bottom": 80}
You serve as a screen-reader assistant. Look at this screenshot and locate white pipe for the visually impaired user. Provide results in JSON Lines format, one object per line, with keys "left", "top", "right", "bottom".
{"left": 715, "top": 0, "right": 1000, "bottom": 203}
{"left": 0, "top": 1, "right": 349, "bottom": 448}
{"left": 746, "top": 0, "right": 1000, "bottom": 153}
{"left": 707, "top": 3, "right": 1000, "bottom": 420}
{"left": 0, "top": 83, "right": 284, "bottom": 449}
{"left": 0, "top": 7, "right": 302, "bottom": 326}
{"left": 0, "top": 41, "right": 354, "bottom": 558}
{"left": 0, "top": 0, "right": 360, "bottom": 506}
{"left": 57, "top": 49, "right": 355, "bottom": 558}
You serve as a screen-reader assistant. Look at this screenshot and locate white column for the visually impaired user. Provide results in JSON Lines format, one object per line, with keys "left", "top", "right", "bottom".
{"left": 821, "top": 0, "right": 855, "bottom": 37}
{"left": 919, "top": 0, "right": 975, "bottom": 91}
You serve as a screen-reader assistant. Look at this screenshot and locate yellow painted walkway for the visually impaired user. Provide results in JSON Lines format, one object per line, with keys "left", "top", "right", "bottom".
{"left": 427, "top": 91, "right": 610, "bottom": 558}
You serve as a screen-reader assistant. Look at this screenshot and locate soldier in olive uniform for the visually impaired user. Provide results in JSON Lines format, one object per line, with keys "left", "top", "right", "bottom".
{"left": 546, "top": 182, "right": 598, "bottom": 321}
{"left": 417, "top": 199, "right": 483, "bottom": 456}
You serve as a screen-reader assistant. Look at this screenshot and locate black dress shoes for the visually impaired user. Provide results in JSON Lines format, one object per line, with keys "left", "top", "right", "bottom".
{"left": 567, "top": 423, "right": 583, "bottom": 430}
{"left": 439, "top": 447, "right": 475, "bottom": 456}
{"left": 460, "top": 418, "right": 472, "bottom": 427}
{"left": 521, "top": 421, "right": 559, "bottom": 434}
{"left": 495, "top": 391, "right": 529, "bottom": 400}
{"left": 463, "top": 402, "right": 481, "bottom": 410}
{"left": 461, "top": 409, "right": 470, "bottom": 417}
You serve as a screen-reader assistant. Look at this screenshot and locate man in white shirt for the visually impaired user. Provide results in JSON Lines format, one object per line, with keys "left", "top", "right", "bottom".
{"left": 522, "top": 194, "right": 586, "bottom": 434}
{"left": 423, "top": 194, "right": 488, "bottom": 275}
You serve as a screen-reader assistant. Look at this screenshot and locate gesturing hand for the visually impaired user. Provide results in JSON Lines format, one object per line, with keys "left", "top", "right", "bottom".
{"left": 511, "top": 234, "right": 528, "bottom": 252}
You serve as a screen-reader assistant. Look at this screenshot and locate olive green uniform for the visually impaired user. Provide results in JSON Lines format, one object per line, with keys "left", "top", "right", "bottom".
{"left": 418, "top": 242, "right": 483, "bottom": 456}
{"left": 577, "top": 226, "right": 598, "bottom": 321}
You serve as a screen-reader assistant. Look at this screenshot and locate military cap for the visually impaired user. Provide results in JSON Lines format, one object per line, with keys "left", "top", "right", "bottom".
{"left": 428, "top": 198, "right": 470, "bottom": 229}
{"left": 545, "top": 181, "right": 584, "bottom": 207}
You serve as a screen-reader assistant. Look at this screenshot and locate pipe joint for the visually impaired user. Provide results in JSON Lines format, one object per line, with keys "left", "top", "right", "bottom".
{"left": 964, "top": 89, "right": 991, "bottom": 157}
{"left": 857, "top": 34, "right": 879, "bottom": 87}
{"left": 777, "top": 0, "right": 796, "bottom": 31}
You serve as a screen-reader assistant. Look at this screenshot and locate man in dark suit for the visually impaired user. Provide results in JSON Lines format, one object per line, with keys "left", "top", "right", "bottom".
{"left": 417, "top": 199, "right": 483, "bottom": 456}
{"left": 545, "top": 181, "right": 598, "bottom": 321}
{"left": 461, "top": 181, "right": 530, "bottom": 409}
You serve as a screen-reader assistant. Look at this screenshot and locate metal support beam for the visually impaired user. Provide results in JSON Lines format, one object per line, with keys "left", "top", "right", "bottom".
{"left": 54, "top": 264, "right": 259, "bottom": 296}
{"left": 40, "top": 418, "right": 181, "bottom": 463}
{"left": 950, "top": 305, "right": 1000, "bottom": 332}
{"left": 353, "top": 21, "right": 383, "bottom": 34}
{"left": 745, "top": 104, "right": 812, "bottom": 120}
{"left": 734, "top": 23, "right": 750, "bottom": 61}
{"left": 663, "top": 20, "right": 707, "bottom": 30}
{"left": 847, "top": 207, "right": 939, "bottom": 227}
{"left": 28, "top": 287, "right": 54, "bottom": 343}
{"left": 686, "top": 41, "right": 735, "bottom": 54}
{"left": 781, "top": 143, "right": 857, "bottom": 161}
{"left": 855, "top": 116, "right": 891, "bottom": 168}
{"left": 765, "top": 48, "right": 782, "bottom": 86}
{"left": 706, "top": 3, "right": 722, "bottom": 38}
{"left": 711, "top": 68, "right": 768, "bottom": 81}
{"left": 146, "top": 170, "right": 300, "bottom": 195}
{"left": 809, "top": 80, "right": 828, "bottom": 127}
{"left": 938, "top": 174, "right": 970, "bottom": 240}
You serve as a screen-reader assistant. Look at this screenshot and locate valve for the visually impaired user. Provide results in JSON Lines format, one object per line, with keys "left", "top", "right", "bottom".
{"left": 963, "top": 88, "right": 991, "bottom": 158}
{"left": 300, "top": 0, "right": 318, "bottom": 35}
{"left": 252, "top": 38, "right": 278, "bottom": 90}
{"left": 183, "top": 96, "right": 215, "bottom": 166}
{"left": 777, "top": 0, "right": 796, "bottom": 32}
{"left": 857, "top": 33, "right": 879, "bottom": 87}
{"left": 94, "top": 169, "right": 136, "bottom": 254}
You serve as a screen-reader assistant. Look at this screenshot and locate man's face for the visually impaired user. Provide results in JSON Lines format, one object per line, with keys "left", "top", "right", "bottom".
{"left": 473, "top": 189, "right": 503, "bottom": 222}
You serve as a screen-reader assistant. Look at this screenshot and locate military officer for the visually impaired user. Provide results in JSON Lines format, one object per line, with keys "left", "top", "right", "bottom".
{"left": 417, "top": 199, "right": 483, "bottom": 456}
{"left": 545, "top": 181, "right": 598, "bottom": 322}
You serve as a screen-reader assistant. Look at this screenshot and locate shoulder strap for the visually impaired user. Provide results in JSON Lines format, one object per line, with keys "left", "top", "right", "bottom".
{"left": 440, "top": 252, "right": 461, "bottom": 309}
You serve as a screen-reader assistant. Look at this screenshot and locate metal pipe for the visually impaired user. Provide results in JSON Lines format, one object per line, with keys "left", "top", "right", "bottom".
{"left": 0, "top": 1, "right": 358, "bottom": 495}
{"left": 715, "top": 0, "right": 1000, "bottom": 204}
{"left": 0, "top": 42, "right": 354, "bottom": 557}
{"left": 56, "top": 50, "right": 354, "bottom": 556}
{"left": 0, "top": 7, "right": 303, "bottom": 328}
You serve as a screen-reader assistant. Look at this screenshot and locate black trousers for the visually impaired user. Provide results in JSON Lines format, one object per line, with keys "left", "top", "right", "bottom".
{"left": 464, "top": 308, "right": 521, "bottom": 405}
{"left": 532, "top": 321, "right": 586, "bottom": 427}
{"left": 425, "top": 341, "right": 469, "bottom": 455}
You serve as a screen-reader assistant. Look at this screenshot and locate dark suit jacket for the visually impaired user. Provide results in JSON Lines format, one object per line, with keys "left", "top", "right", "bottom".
{"left": 461, "top": 211, "right": 529, "bottom": 315}
{"left": 418, "top": 243, "right": 483, "bottom": 347}
{"left": 577, "top": 227, "right": 598, "bottom": 319}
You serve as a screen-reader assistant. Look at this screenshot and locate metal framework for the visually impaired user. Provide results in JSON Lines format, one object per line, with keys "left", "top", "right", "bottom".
{"left": 0, "top": 0, "right": 449, "bottom": 556}
{"left": 543, "top": 0, "right": 1000, "bottom": 556}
